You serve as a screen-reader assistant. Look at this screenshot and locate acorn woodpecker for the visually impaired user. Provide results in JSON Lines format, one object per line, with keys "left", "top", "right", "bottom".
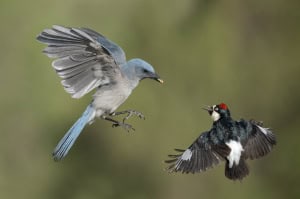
{"left": 165, "top": 103, "right": 276, "bottom": 181}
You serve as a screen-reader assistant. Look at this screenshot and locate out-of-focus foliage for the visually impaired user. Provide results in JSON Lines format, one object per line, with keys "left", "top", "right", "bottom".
{"left": 0, "top": 0, "right": 299, "bottom": 198}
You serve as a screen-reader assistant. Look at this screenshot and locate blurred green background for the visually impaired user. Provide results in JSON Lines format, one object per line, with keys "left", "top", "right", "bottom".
{"left": 0, "top": 0, "right": 299, "bottom": 198}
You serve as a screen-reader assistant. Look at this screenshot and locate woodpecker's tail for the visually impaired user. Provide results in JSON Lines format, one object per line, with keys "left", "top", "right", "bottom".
{"left": 52, "top": 104, "right": 95, "bottom": 161}
{"left": 225, "top": 158, "right": 249, "bottom": 181}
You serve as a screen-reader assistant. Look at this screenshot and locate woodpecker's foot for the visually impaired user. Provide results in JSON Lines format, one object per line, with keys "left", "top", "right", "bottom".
{"left": 112, "top": 122, "right": 135, "bottom": 132}
{"left": 112, "top": 110, "right": 145, "bottom": 122}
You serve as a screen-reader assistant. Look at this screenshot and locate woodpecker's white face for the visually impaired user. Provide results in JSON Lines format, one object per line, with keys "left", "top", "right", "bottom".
{"left": 211, "top": 105, "right": 221, "bottom": 122}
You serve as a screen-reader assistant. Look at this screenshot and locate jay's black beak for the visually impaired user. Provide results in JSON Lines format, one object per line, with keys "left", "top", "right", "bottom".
{"left": 150, "top": 73, "right": 163, "bottom": 84}
{"left": 156, "top": 77, "right": 164, "bottom": 84}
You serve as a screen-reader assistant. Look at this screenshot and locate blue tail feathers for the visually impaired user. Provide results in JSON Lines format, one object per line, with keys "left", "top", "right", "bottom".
{"left": 53, "top": 104, "right": 95, "bottom": 161}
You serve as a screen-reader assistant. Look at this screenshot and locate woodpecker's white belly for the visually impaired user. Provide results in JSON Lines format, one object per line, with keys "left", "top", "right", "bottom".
{"left": 226, "top": 140, "right": 244, "bottom": 168}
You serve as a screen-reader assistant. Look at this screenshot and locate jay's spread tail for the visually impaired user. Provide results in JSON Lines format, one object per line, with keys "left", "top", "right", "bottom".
{"left": 53, "top": 105, "right": 95, "bottom": 161}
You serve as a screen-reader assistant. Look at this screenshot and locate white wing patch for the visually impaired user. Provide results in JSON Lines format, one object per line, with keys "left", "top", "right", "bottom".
{"left": 181, "top": 149, "right": 193, "bottom": 161}
{"left": 256, "top": 125, "right": 269, "bottom": 135}
{"left": 226, "top": 140, "right": 244, "bottom": 168}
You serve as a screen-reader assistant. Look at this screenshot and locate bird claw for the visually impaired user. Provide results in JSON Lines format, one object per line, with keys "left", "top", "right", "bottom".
{"left": 123, "top": 110, "right": 145, "bottom": 123}
{"left": 112, "top": 122, "right": 135, "bottom": 132}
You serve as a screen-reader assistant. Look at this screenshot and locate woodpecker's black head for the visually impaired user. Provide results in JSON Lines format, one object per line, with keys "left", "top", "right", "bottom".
{"left": 203, "top": 103, "right": 231, "bottom": 122}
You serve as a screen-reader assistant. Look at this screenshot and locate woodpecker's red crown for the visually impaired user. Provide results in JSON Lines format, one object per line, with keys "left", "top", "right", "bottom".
{"left": 218, "top": 103, "right": 228, "bottom": 110}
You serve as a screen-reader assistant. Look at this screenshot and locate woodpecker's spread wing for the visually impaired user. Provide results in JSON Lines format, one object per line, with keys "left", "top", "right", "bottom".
{"left": 37, "top": 25, "right": 126, "bottom": 98}
{"left": 165, "top": 131, "right": 229, "bottom": 174}
{"left": 243, "top": 120, "right": 276, "bottom": 160}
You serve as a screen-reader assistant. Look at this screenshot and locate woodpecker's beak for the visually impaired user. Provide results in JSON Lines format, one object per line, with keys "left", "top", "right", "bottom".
{"left": 202, "top": 105, "right": 213, "bottom": 115}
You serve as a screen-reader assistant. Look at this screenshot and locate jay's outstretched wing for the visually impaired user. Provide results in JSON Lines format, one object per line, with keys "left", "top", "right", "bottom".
{"left": 37, "top": 25, "right": 126, "bottom": 98}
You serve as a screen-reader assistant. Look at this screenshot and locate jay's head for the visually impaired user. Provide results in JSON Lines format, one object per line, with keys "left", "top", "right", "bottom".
{"left": 127, "top": 58, "right": 163, "bottom": 83}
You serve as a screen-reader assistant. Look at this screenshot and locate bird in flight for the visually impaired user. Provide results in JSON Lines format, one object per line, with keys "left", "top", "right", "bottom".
{"left": 37, "top": 25, "right": 163, "bottom": 161}
{"left": 165, "top": 103, "right": 276, "bottom": 181}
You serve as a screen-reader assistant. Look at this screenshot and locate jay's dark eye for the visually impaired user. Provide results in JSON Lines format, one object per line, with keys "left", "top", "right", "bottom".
{"left": 143, "top": 69, "right": 148, "bottom": 73}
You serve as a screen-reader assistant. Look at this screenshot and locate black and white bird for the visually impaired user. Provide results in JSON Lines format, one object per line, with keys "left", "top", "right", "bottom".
{"left": 165, "top": 103, "right": 276, "bottom": 181}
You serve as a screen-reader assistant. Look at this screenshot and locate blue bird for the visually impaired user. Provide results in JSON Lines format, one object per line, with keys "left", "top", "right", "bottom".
{"left": 37, "top": 25, "right": 163, "bottom": 161}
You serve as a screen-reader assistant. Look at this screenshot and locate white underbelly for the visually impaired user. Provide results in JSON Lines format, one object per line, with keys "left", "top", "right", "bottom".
{"left": 225, "top": 140, "right": 244, "bottom": 168}
{"left": 92, "top": 88, "right": 131, "bottom": 116}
